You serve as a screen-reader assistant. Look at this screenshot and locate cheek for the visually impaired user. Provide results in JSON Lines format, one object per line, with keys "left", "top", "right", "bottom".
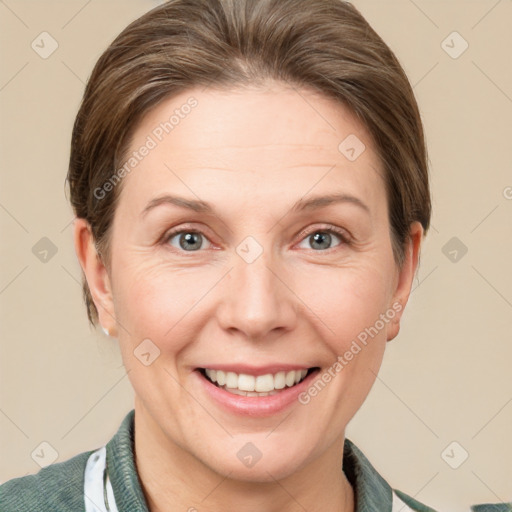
{"left": 111, "top": 257, "right": 217, "bottom": 346}
{"left": 296, "top": 261, "right": 394, "bottom": 352}
{"left": 290, "top": 264, "right": 393, "bottom": 435}
{"left": 112, "top": 263, "right": 206, "bottom": 403}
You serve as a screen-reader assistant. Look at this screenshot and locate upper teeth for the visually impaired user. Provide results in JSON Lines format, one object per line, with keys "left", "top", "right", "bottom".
{"left": 204, "top": 369, "right": 308, "bottom": 393}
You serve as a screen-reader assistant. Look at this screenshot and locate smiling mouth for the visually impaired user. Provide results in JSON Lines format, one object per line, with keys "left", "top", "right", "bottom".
{"left": 197, "top": 367, "right": 320, "bottom": 397}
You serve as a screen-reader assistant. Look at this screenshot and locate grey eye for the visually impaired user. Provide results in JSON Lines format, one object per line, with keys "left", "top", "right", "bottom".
{"left": 168, "top": 231, "right": 209, "bottom": 251}
{"left": 298, "top": 231, "right": 343, "bottom": 251}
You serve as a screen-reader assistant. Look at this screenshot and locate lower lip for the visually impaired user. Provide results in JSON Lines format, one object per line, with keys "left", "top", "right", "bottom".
{"left": 194, "top": 369, "right": 319, "bottom": 417}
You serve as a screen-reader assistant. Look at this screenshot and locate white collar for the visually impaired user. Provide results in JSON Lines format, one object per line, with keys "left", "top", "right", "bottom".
{"left": 84, "top": 446, "right": 119, "bottom": 512}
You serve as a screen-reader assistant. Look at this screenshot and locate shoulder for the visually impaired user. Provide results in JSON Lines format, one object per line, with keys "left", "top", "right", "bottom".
{"left": 470, "top": 505, "right": 512, "bottom": 512}
{"left": 393, "top": 484, "right": 512, "bottom": 512}
{"left": 0, "top": 449, "right": 93, "bottom": 512}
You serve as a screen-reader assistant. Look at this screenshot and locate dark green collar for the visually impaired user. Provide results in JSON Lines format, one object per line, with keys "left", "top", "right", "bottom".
{"left": 106, "top": 409, "right": 149, "bottom": 511}
{"left": 342, "top": 437, "right": 394, "bottom": 511}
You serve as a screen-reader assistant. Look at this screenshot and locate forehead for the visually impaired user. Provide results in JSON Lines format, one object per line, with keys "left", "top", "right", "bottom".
{"left": 117, "top": 83, "right": 384, "bottom": 212}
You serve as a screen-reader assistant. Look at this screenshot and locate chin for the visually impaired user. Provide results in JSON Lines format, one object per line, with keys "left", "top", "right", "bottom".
{"left": 210, "top": 456, "right": 305, "bottom": 483}
{"left": 195, "top": 436, "right": 316, "bottom": 483}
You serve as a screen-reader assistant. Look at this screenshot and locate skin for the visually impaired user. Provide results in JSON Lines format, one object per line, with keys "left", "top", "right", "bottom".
{"left": 74, "top": 81, "right": 423, "bottom": 512}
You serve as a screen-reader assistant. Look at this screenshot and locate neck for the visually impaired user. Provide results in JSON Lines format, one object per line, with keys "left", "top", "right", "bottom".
{"left": 133, "top": 401, "right": 355, "bottom": 512}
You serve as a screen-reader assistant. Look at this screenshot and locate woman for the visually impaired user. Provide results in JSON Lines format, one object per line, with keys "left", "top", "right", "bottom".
{"left": 1, "top": 0, "right": 506, "bottom": 510}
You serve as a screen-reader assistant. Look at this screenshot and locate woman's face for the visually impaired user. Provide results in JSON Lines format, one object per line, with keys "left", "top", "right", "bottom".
{"left": 76, "top": 82, "right": 421, "bottom": 481}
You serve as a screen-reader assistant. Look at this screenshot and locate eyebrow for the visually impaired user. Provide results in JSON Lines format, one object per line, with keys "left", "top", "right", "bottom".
{"left": 140, "top": 192, "right": 370, "bottom": 218}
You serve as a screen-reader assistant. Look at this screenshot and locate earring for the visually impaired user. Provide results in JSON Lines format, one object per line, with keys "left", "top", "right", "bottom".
{"left": 101, "top": 326, "right": 110, "bottom": 336}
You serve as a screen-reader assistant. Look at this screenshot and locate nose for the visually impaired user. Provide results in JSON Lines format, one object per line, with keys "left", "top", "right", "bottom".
{"left": 216, "top": 248, "right": 298, "bottom": 341}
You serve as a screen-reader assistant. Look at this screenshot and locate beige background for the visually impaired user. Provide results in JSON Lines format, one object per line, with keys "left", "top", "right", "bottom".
{"left": 1, "top": 0, "right": 511, "bottom": 510}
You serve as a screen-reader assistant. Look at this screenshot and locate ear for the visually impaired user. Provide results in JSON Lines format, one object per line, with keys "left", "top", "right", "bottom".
{"left": 73, "top": 218, "right": 117, "bottom": 337}
{"left": 386, "top": 221, "right": 424, "bottom": 342}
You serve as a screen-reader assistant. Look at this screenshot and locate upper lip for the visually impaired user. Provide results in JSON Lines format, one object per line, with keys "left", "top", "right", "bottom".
{"left": 195, "top": 364, "right": 318, "bottom": 377}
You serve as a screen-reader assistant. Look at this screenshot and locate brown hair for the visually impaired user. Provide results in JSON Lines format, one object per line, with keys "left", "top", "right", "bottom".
{"left": 66, "top": 0, "right": 431, "bottom": 328}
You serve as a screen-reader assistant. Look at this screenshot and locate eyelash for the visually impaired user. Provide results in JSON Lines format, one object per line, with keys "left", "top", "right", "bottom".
{"left": 161, "top": 223, "right": 351, "bottom": 253}
{"left": 296, "top": 224, "right": 351, "bottom": 249}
